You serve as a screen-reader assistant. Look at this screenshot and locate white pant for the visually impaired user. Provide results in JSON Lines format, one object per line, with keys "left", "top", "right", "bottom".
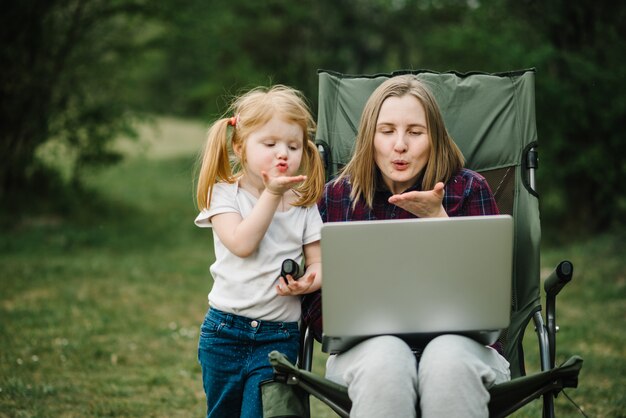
{"left": 325, "top": 334, "right": 511, "bottom": 418}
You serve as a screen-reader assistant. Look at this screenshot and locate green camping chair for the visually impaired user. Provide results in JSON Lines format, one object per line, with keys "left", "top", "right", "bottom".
{"left": 263, "top": 69, "right": 583, "bottom": 418}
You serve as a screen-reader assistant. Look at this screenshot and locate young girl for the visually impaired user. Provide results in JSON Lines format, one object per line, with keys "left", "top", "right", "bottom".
{"left": 194, "top": 85, "right": 325, "bottom": 418}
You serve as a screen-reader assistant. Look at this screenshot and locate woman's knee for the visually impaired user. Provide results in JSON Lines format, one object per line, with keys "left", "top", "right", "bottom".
{"left": 419, "top": 335, "right": 477, "bottom": 379}
{"left": 419, "top": 334, "right": 500, "bottom": 389}
{"left": 347, "top": 336, "right": 418, "bottom": 410}
{"left": 337, "top": 336, "right": 418, "bottom": 390}
{"left": 362, "top": 336, "right": 416, "bottom": 371}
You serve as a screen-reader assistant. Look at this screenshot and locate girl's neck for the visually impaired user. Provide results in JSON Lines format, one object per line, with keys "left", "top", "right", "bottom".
{"left": 238, "top": 175, "right": 267, "bottom": 198}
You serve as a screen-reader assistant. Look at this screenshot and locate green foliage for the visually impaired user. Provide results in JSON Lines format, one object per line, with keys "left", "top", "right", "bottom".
{"left": 2, "top": 0, "right": 624, "bottom": 234}
{"left": 504, "top": 0, "right": 626, "bottom": 233}
{"left": 0, "top": 0, "right": 156, "bottom": 201}
{"left": 135, "top": 0, "right": 322, "bottom": 118}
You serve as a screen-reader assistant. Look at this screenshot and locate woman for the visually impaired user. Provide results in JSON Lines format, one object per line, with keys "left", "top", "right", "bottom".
{"left": 304, "top": 75, "right": 511, "bottom": 418}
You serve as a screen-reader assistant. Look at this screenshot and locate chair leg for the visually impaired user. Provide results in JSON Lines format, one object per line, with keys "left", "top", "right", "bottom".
{"left": 298, "top": 326, "right": 315, "bottom": 418}
{"left": 299, "top": 326, "right": 315, "bottom": 372}
{"left": 533, "top": 312, "right": 551, "bottom": 372}
{"left": 542, "top": 392, "right": 555, "bottom": 418}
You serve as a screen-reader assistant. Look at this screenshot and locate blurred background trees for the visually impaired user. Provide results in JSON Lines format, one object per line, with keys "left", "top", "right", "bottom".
{"left": 2, "top": 0, "right": 624, "bottom": 238}
{"left": 0, "top": 0, "right": 156, "bottom": 199}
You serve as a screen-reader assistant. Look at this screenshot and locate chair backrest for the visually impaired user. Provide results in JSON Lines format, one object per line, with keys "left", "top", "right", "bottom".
{"left": 315, "top": 69, "right": 541, "bottom": 378}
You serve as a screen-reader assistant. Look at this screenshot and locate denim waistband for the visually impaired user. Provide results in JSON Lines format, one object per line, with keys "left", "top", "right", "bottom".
{"left": 208, "top": 308, "right": 299, "bottom": 332}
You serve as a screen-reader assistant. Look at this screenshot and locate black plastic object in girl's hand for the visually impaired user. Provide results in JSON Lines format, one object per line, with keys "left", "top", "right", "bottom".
{"left": 280, "top": 259, "right": 303, "bottom": 284}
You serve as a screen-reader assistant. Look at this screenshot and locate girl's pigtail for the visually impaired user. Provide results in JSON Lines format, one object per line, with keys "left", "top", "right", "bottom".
{"left": 294, "top": 139, "right": 325, "bottom": 207}
{"left": 196, "top": 119, "right": 234, "bottom": 210}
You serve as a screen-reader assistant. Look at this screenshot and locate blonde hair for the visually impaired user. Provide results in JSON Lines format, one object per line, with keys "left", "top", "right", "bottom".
{"left": 196, "top": 85, "right": 324, "bottom": 210}
{"left": 337, "top": 75, "right": 465, "bottom": 209}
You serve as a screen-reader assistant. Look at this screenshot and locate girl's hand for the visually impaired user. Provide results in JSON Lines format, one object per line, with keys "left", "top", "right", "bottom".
{"left": 276, "top": 271, "right": 316, "bottom": 296}
{"left": 388, "top": 182, "right": 448, "bottom": 218}
{"left": 262, "top": 171, "right": 306, "bottom": 196}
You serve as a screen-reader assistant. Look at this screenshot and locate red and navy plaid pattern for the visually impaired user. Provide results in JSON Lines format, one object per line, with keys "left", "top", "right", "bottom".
{"left": 319, "top": 168, "right": 499, "bottom": 222}
{"left": 302, "top": 168, "right": 503, "bottom": 353}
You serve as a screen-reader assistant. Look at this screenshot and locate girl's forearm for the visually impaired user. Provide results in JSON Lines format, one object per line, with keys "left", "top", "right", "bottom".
{"left": 304, "top": 262, "right": 322, "bottom": 293}
{"left": 228, "top": 189, "right": 282, "bottom": 257}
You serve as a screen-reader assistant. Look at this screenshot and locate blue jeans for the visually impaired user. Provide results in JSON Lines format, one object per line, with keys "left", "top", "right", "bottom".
{"left": 198, "top": 308, "right": 300, "bottom": 418}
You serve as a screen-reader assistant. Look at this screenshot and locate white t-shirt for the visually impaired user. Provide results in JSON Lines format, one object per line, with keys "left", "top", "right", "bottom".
{"left": 195, "top": 181, "right": 323, "bottom": 322}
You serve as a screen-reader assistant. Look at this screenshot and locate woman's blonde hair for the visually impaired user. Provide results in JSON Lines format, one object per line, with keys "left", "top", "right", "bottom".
{"left": 337, "top": 75, "right": 465, "bottom": 209}
{"left": 196, "top": 85, "right": 324, "bottom": 210}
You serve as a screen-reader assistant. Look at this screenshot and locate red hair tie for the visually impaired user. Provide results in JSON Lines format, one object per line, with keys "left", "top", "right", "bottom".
{"left": 227, "top": 115, "right": 238, "bottom": 127}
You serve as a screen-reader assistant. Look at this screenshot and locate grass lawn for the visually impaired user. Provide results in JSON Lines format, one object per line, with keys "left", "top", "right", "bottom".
{"left": 1, "top": 117, "right": 624, "bottom": 417}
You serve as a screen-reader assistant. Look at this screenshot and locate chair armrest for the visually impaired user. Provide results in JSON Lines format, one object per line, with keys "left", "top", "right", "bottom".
{"left": 544, "top": 260, "right": 573, "bottom": 297}
{"left": 544, "top": 260, "right": 574, "bottom": 369}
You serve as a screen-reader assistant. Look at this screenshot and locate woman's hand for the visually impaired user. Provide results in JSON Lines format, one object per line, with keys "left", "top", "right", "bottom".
{"left": 276, "top": 271, "right": 316, "bottom": 296}
{"left": 388, "top": 181, "right": 448, "bottom": 218}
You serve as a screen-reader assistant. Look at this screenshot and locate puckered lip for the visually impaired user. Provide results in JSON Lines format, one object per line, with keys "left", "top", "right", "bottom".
{"left": 391, "top": 159, "right": 409, "bottom": 168}
{"left": 276, "top": 162, "right": 289, "bottom": 172}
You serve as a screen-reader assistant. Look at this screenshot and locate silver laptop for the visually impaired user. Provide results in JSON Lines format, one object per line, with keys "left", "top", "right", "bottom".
{"left": 320, "top": 215, "right": 513, "bottom": 354}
